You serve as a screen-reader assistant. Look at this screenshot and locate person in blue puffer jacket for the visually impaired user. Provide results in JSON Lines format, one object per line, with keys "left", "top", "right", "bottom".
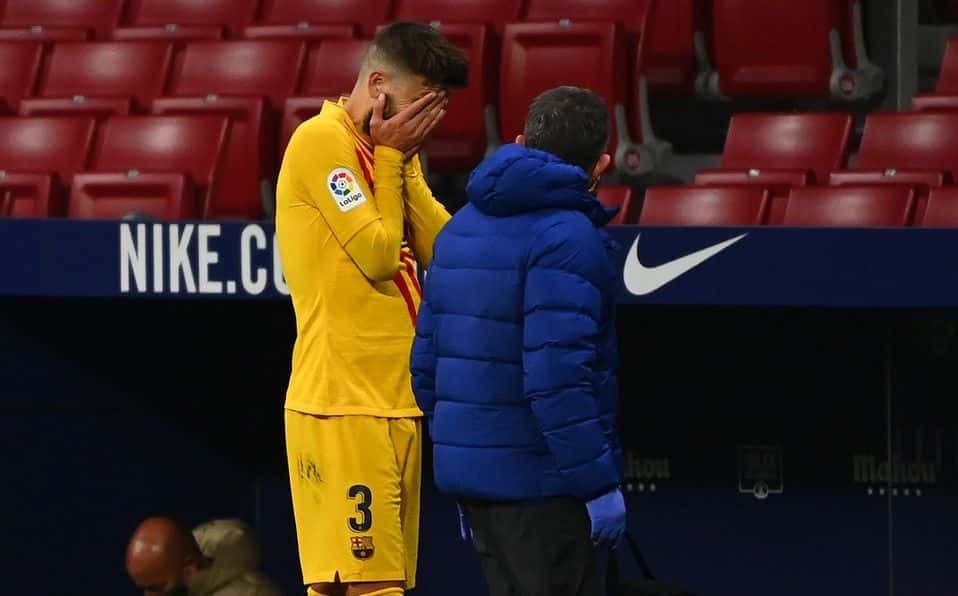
{"left": 411, "top": 86, "right": 625, "bottom": 596}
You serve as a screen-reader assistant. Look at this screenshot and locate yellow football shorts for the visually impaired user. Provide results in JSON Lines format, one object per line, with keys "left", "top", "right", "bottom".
{"left": 285, "top": 410, "right": 421, "bottom": 590}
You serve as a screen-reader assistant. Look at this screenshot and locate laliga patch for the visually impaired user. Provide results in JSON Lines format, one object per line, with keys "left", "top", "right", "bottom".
{"left": 350, "top": 536, "right": 375, "bottom": 559}
{"left": 327, "top": 168, "right": 367, "bottom": 212}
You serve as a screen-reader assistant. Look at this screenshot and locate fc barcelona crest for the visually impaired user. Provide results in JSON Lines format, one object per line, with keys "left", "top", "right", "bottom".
{"left": 350, "top": 536, "right": 375, "bottom": 559}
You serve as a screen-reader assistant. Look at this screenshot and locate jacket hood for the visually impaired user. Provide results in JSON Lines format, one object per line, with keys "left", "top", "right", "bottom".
{"left": 466, "top": 144, "right": 613, "bottom": 226}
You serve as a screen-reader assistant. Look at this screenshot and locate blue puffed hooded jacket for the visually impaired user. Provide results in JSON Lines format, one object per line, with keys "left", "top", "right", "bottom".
{"left": 410, "top": 143, "right": 622, "bottom": 502}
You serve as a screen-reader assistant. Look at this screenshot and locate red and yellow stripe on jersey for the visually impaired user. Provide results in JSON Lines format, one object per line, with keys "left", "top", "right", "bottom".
{"left": 352, "top": 135, "right": 423, "bottom": 325}
{"left": 275, "top": 99, "right": 447, "bottom": 418}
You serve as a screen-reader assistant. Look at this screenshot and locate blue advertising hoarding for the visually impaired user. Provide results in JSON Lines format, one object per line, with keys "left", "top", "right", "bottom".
{"left": 2, "top": 219, "right": 958, "bottom": 307}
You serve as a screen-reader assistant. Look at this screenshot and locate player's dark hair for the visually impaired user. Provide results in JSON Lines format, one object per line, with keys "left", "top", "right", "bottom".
{"left": 523, "top": 86, "right": 609, "bottom": 173}
{"left": 370, "top": 22, "right": 469, "bottom": 88}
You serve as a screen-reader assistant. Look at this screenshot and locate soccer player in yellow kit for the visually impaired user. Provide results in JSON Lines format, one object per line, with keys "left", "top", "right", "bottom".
{"left": 275, "top": 22, "right": 468, "bottom": 596}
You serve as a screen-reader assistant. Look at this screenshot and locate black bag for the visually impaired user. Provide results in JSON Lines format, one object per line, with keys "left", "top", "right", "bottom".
{"left": 606, "top": 532, "right": 697, "bottom": 596}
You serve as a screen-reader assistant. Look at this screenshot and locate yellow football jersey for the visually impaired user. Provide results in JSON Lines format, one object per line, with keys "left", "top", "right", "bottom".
{"left": 276, "top": 99, "right": 446, "bottom": 417}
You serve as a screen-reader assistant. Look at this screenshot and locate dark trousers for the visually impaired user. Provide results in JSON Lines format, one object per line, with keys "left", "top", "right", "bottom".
{"left": 462, "top": 497, "right": 600, "bottom": 596}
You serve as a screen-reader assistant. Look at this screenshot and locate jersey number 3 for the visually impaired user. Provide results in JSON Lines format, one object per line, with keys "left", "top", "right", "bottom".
{"left": 348, "top": 484, "right": 372, "bottom": 532}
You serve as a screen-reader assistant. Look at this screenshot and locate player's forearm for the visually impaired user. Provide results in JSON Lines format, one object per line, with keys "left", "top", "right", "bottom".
{"left": 344, "top": 146, "right": 406, "bottom": 282}
{"left": 403, "top": 156, "right": 451, "bottom": 268}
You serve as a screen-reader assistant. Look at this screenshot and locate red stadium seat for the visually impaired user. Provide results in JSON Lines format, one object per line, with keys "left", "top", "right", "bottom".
{"left": 0, "top": 26, "right": 90, "bottom": 42}
{"left": 640, "top": 186, "right": 769, "bottom": 226}
{"left": 393, "top": 0, "right": 523, "bottom": 32}
{"left": 695, "top": 113, "right": 852, "bottom": 224}
{"left": 644, "top": 0, "right": 710, "bottom": 95}
{"left": 833, "top": 112, "right": 958, "bottom": 183}
{"left": 73, "top": 115, "right": 230, "bottom": 219}
{"left": 782, "top": 186, "right": 915, "bottom": 227}
{"left": 524, "top": 0, "right": 667, "bottom": 158}
{"left": 693, "top": 169, "right": 810, "bottom": 227}
{"left": 22, "top": 42, "right": 173, "bottom": 113}
{"left": 699, "top": 113, "right": 854, "bottom": 183}
{"left": 828, "top": 170, "right": 946, "bottom": 224}
{"left": 255, "top": 0, "right": 392, "bottom": 38}
{"left": 0, "top": 41, "right": 42, "bottom": 113}
{"left": 695, "top": 169, "right": 811, "bottom": 191}
{"left": 1, "top": 173, "right": 57, "bottom": 217}
{"left": 708, "top": 0, "right": 881, "bottom": 100}
{"left": 280, "top": 38, "right": 367, "bottom": 153}
{"left": 830, "top": 112, "right": 958, "bottom": 223}
{"left": 598, "top": 186, "right": 636, "bottom": 225}
{"left": 828, "top": 171, "right": 947, "bottom": 188}
{"left": 911, "top": 93, "right": 958, "bottom": 112}
{"left": 0, "top": 0, "right": 124, "bottom": 40}
{"left": 18, "top": 97, "right": 133, "bottom": 120}
{"left": 295, "top": 39, "right": 368, "bottom": 98}
{"left": 122, "top": 0, "right": 259, "bottom": 39}
{"left": 241, "top": 23, "right": 354, "bottom": 44}
{"left": 920, "top": 186, "right": 958, "bottom": 227}
{"left": 0, "top": 117, "right": 97, "bottom": 217}
{"left": 525, "top": 0, "right": 652, "bottom": 37}
{"left": 111, "top": 25, "right": 224, "bottom": 44}
{"left": 69, "top": 171, "right": 198, "bottom": 219}
{"left": 423, "top": 23, "right": 494, "bottom": 172}
{"left": 169, "top": 41, "right": 305, "bottom": 108}
{"left": 151, "top": 96, "right": 275, "bottom": 219}
{"left": 159, "top": 40, "right": 307, "bottom": 219}
{"left": 0, "top": 117, "right": 97, "bottom": 181}
{"left": 500, "top": 22, "right": 664, "bottom": 177}
{"left": 525, "top": 0, "right": 692, "bottom": 97}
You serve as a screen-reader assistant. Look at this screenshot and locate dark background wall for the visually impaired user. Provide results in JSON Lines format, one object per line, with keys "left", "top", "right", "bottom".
{"left": 1, "top": 298, "right": 956, "bottom": 595}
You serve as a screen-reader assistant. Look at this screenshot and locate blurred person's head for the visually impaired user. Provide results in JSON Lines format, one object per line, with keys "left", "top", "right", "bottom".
{"left": 517, "top": 86, "right": 612, "bottom": 189}
{"left": 352, "top": 21, "right": 469, "bottom": 133}
{"left": 126, "top": 517, "right": 209, "bottom": 596}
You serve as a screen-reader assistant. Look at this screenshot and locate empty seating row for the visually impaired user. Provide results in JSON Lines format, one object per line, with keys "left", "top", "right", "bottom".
{"left": 1, "top": 39, "right": 311, "bottom": 218}
{"left": 0, "top": 114, "right": 633, "bottom": 221}
{"left": 0, "top": 0, "right": 672, "bottom": 88}
{"left": 9, "top": 110, "right": 958, "bottom": 228}
{"left": 0, "top": 38, "right": 359, "bottom": 139}
{"left": 638, "top": 185, "right": 958, "bottom": 228}
{"left": 0, "top": 0, "right": 372, "bottom": 40}
{"left": 687, "top": 111, "right": 958, "bottom": 224}
{"left": 591, "top": 109, "right": 958, "bottom": 227}
{"left": 0, "top": 0, "right": 880, "bottom": 101}
{"left": 0, "top": 116, "right": 229, "bottom": 220}
{"left": 0, "top": 0, "right": 666, "bottom": 97}
{"left": 708, "top": 0, "right": 881, "bottom": 101}
{"left": 0, "top": 26, "right": 665, "bottom": 188}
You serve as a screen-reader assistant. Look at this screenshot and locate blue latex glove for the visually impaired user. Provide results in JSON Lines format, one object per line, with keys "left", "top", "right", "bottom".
{"left": 457, "top": 503, "right": 472, "bottom": 542}
{"left": 585, "top": 488, "right": 626, "bottom": 548}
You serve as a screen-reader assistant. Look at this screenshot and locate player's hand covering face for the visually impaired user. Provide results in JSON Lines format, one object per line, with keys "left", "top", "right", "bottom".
{"left": 370, "top": 90, "right": 448, "bottom": 158}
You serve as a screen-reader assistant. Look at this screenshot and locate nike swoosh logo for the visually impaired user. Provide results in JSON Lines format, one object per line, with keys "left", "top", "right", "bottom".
{"left": 624, "top": 233, "right": 747, "bottom": 296}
